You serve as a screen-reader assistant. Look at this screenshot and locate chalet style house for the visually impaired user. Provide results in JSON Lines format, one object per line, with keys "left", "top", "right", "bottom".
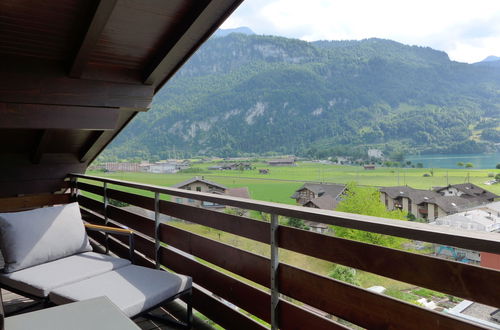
{"left": 291, "top": 183, "right": 347, "bottom": 209}
{"left": 380, "top": 183, "right": 498, "bottom": 221}
{"left": 173, "top": 177, "right": 249, "bottom": 209}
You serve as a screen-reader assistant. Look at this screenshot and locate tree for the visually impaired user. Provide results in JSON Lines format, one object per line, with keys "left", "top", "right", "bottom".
{"left": 334, "top": 183, "right": 407, "bottom": 248}
{"left": 496, "top": 163, "right": 500, "bottom": 169}
{"left": 465, "top": 162, "right": 473, "bottom": 168}
{"left": 416, "top": 163, "right": 423, "bottom": 168}
{"left": 495, "top": 173, "right": 500, "bottom": 181}
{"left": 286, "top": 217, "right": 310, "bottom": 230}
{"left": 457, "top": 162, "right": 464, "bottom": 167}
{"left": 328, "top": 265, "right": 360, "bottom": 286}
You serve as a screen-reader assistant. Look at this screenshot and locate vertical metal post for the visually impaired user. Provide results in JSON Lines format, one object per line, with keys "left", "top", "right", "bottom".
{"left": 70, "top": 176, "right": 78, "bottom": 200}
{"left": 154, "top": 192, "right": 161, "bottom": 269}
{"left": 103, "top": 182, "right": 109, "bottom": 254}
{"left": 270, "top": 213, "right": 279, "bottom": 330}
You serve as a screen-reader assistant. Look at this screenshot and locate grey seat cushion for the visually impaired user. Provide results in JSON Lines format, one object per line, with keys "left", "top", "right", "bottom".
{"left": 0, "top": 202, "right": 92, "bottom": 273}
{"left": 49, "top": 265, "right": 192, "bottom": 317}
{"left": 0, "top": 252, "right": 131, "bottom": 297}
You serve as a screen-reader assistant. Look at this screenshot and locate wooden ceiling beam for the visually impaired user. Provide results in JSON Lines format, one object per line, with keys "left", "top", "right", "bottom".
{"left": 143, "top": 0, "right": 243, "bottom": 90}
{"left": 31, "top": 130, "right": 51, "bottom": 164}
{"left": 79, "top": 131, "right": 107, "bottom": 163}
{"left": 1, "top": 56, "right": 153, "bottom": 109}
{"left": 0, "top": 103, "right": 120, "bottom": 130}
{"left": 70, "top": 0, "right": 118, "bottom": 78}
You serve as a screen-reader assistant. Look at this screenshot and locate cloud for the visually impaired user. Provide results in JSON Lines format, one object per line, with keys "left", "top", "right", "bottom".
{"left": 221, "top": 0, "right": 500, "bottom": 63}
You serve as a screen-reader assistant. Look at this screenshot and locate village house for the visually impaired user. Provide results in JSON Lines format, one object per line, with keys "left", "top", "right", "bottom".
{"left": 363, "top": 164, "right": 376, "bottom": 170}
{"left": 433, "top": 183, "right": 498, "bottom": 202}
{"left": 172, "top": 177, "right": 250, "bottom": 210}
{"left": 290, "top": 183, "right": 347, "bottom": 234}
{"left": 101, "top": 162, "right": 142, "bottom": 172}
{"left": 379, "top": 184, "right": 498, "bottom": 221}
{"left": 267, "top": 158, "right": 296, "bottom": 166}
{"left": 291, "top": 183, "right": 347, "bottom": 208}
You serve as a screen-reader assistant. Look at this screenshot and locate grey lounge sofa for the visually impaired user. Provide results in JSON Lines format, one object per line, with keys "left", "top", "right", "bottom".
{"left": 0, "top": 202, "right": 192, "bottom": 328}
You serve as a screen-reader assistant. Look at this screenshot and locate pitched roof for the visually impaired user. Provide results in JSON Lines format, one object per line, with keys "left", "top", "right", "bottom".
{"left": 434, "top": 184, "right": 499, "bottom": 200}
{"left": 172, "top": 176, "right": 227, "bottom": 190}
{"left": 379, "top": 186, "right": 440, "bottom": 204}
{"left": 430, "top": 196, "right": 478, "bottom": 213}
{"left": 303, "top": 195, "right": 339, "bottom": 210}
{"left": 291, "top": 183, "right": 346, "bottom": 200}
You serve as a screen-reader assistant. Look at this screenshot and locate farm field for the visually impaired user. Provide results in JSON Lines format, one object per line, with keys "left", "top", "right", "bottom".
{"left": 87, "top": 161, "right": 500, "bottom": 204}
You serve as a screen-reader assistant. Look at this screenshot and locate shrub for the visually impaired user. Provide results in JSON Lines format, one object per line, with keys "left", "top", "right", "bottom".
{"left": 328, "top": 265, "right": 360, "bottom": 286}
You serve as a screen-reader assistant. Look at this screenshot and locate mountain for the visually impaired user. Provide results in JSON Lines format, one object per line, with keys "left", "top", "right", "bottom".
{"left": 214, "top": 26, "right": 255, "bottom": 38}
{"left": 480, "top": 55, "right": 500, "bottom": 62}
{"left": 474, "top": 55, "right": 500, "bottom": 68}
{"left": 103, "top": 34, "right": 500, "bottom": 160}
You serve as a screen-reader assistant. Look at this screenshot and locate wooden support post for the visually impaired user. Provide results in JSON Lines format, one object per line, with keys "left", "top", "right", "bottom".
{"left": 103, "top": 182, "right": 109, "bottom": 254}
{"left": 270, "top": 213, "right": 279, "bottom": 330}
{"left": 154, "top": 192, "right": 161, "bottom": 269}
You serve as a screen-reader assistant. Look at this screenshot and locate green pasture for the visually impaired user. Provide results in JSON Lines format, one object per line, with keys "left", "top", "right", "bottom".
{"left": 87, "top": 161, "right": 500, "bottom": 204}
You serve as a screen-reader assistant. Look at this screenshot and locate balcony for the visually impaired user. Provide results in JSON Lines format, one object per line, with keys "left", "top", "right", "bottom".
{"left": 55, "top": 173, "right": 500, "bottom": 329}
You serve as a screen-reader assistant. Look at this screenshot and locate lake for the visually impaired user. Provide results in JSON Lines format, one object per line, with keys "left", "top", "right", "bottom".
{"left": 406, "top": 153, "right": 500, "bottom": 169}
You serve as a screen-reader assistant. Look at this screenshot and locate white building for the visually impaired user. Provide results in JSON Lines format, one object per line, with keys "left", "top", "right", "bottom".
{"left": 367, "top": 149, "right": 383, "bottom": 159}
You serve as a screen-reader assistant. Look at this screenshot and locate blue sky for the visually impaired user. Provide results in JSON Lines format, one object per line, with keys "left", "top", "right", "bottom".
{"left": 221, "top": 0, "right": 500, "bottom": 63}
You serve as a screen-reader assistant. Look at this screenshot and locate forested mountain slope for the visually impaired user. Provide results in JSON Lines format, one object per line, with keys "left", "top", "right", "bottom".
{"left": 104, "top": 33, "right": 500, "bottom": 160}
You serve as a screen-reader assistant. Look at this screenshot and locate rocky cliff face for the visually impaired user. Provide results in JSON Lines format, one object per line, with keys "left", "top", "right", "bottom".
{"left": 103, "top": 34, "right": 500, "bottom": 160}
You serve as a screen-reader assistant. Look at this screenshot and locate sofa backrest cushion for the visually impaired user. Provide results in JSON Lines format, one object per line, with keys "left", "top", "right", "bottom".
{"left": 0, "top": 202, "right": 92, "bottom": 273}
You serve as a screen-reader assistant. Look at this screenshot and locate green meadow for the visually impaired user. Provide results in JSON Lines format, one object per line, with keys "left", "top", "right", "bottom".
{"left": 84, "top": 162, "right": 493, "bottom": 301}
{"left": 87, "top": 161, "right": 500, "bottom": 204}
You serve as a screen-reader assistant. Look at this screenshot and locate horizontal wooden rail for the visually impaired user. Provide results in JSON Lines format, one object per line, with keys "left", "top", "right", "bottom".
{"left": 160, "top": 223, "right": 485, "bottom": 329}
{"left": 78, "top": 195, "right": 104, "bottom": 216}
{"left": 279, "top": 263, "right": 481, "bottom": 330}
{"left": 278, "top": 300, "right": 348, "bottom": 330}
{"left": 160, "top": 245, "right": 271, "bottom": 322}
{"left": 75, "top": 182, "right": 104, "bottom": 196}
{"left": 70, "top": 173, "right": 500, "bottom": 254}
{"left": 191, "top": 286, "right": 267, "bottom": 330}
{"left": 159, "top": 200, "right": 270, "bottom": 244}
{"left": 160, "top": 223, "right": 270, "bottom": 287}
{"left": 107, "top": 205, "right": 155, "bottom": 237}
{"left": 107, "top": 188, "right": 154, "bottom": 211}
{"left": 280, "top": 226, "right": 500, "bottom": 308}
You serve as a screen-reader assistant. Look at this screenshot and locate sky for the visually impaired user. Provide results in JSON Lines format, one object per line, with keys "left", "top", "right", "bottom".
{"left": 221, "top": 0, "right": 500, "bottom": 63}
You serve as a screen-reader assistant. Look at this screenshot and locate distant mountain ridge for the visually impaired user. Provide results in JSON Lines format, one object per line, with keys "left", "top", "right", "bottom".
{"left": 480, "top": 55, "right": 500, "bottom": 62}
{"left": 103, "top": 33, "right": 500, "bottom": 160}
{"left": 474, "top": 55, "right": 500, "bottom": 68}
{"left": 214, "top": 26, "right": 255, "bottom": 37}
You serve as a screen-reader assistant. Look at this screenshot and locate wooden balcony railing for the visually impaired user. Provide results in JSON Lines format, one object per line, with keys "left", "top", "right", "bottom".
{"left": 68, "top": 173, "right": 500, "bottom": 330}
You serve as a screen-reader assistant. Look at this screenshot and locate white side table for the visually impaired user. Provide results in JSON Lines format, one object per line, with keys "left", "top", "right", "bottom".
{"left": 5, "top": 296, "right": 140, "bottom": 330}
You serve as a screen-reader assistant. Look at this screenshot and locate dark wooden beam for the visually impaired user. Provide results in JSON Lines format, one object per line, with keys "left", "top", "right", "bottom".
{"left": 31, "top": 130, "right": 51, "bottom": 164}
{"left": 0, "top": 103, "right": 120, "bottom": 130}
{"left": 79, "top": 131, "right": 106, "bottom": 163}
{"left": 0, "top": 55, "right": 153, "bottom": 109}
{"left": 143, "top": 0, "right": 243, "bottom": 89}
{"left": 70, "top": 0, "right": 118, "bottom": 78}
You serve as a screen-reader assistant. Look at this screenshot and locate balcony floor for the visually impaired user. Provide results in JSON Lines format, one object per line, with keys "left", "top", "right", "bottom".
{"left": 2, "top": 290, "right": 210, "bottom": 330}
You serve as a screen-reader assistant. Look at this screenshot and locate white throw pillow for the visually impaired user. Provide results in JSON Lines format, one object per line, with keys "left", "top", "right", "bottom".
{"left": 0, "top": 202, "right": 92, "bottom": 273}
